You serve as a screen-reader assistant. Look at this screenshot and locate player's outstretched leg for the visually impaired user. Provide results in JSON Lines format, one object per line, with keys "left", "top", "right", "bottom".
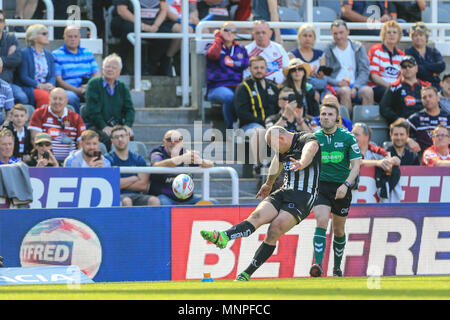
{"left": 200, "top": 230, "right": 229, "bottom": 249}
{"left": 201, "top": 221, "right": 256, "bottom": 249}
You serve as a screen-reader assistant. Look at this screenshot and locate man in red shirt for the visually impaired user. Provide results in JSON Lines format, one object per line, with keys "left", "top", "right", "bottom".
{"left": 422, "top": 125, "right": 450, "bottom": 166}
{"left": 28, "top": 88, "right": 86, "bottom": 164}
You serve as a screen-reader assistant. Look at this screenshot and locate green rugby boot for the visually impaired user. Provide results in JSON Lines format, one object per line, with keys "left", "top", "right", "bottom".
{"left": 235, "top": 272, "right": 250, "bottom": 281}
{"left": 200, "top": 230, "right": 229, "bottom": 249}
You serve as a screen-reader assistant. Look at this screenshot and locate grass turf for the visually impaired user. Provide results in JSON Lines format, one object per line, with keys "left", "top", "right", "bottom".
{"left": 0, "top": 275, "right": 449, "bottom": 300}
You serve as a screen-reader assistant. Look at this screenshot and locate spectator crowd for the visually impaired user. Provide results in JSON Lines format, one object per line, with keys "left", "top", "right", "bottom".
{"left": 0, "top": 0, "right": 449, "bottom": 210}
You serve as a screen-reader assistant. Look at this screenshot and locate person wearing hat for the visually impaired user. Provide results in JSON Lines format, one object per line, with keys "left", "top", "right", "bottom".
{"left": 24, "top": 132, "right": 59, "bottom": 167}
{"left": 380, "top": 55, "right": 431, "bottom": 128}
{"left": 405, "top": 22, "right": 446, "bottom": 90}
{"left": 280, "top": 58, "right": 319, "bottom": 120}
{"left": 440, "top": 73, "right": 450, "bottom": 114}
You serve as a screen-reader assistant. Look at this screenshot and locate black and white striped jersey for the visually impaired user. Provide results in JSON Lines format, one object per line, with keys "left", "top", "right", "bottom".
{"left": 278, "top": 132, "right": 321, "bottom": 195}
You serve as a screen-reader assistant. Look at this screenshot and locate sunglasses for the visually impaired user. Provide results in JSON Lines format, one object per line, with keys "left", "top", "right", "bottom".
{"left": 223, "top": 28, "right": 238, "bottom": 33}
{"left": 401, "top": 64, "right": 415, "bottom": 69}
{"left": 165, "top": 136, "right": 183, "bottom": 143}
{"left": 37, "top": 142, "right": 51, "bottom": 147}
{"left": 331, "top": 21, "right": 347, "bottom": 28}
{"left": 290, "top": 67, "right": 305, "bottom": 73}
{"left": 355, "top": 122, "right": 370, "bottom": 135}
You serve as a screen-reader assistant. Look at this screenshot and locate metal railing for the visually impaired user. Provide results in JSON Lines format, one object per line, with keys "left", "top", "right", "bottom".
{"left": 119, "top": 166, "right": 240, "bottom": 205}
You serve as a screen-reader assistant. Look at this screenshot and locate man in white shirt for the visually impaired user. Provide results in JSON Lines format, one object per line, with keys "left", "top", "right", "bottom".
{"left": 323, "top": 20, "right": 374, "bottom": 114}
{"left": 244, "top": 20, "right": 290, "bottom": 85}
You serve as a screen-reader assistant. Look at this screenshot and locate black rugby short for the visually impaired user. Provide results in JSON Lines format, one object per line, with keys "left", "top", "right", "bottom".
{"left": 264, "top": 188, "right": 316, "bottom": 224}
{"left": 315, "top": 181, "right": 352, "bottom": 217}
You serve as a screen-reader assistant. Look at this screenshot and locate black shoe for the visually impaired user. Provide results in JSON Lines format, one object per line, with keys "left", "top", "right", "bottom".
{"left": 333, "top": 268, "right": 343, "bottom": 277}
{"left": 309, "top": 264, "right": 323, "bottom": 277}
{"left": 158, "top": 56, "right": 174, "bottom": 76}
{"left": 0, "top": 256, "right": 3, "bottom": 268}
{"left": 13, "top": 16, "right": 26, "bottom": 33}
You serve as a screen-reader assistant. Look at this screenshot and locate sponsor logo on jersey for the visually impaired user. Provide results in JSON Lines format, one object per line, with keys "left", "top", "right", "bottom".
{"left": 321, "top": 151, "right": 344, "bottom": 163}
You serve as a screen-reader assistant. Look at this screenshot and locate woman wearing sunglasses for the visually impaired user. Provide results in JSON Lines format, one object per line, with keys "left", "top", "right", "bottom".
{"left": 25, "top": 132, "right": 59, "bottom": 167}
{"left": 16, "top": 24, "right": 55, "bottom": 109}
{"left": 205, "top": 21, "right": 249, "bottom": 129}
{"left": 405, "top": 22, "right": 446, "bottom": 90}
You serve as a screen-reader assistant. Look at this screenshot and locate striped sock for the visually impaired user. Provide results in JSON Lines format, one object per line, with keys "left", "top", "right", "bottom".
{"left": 333, "top": 234, "right": 346, "bottom": 270}
{"left": 313, "top": 227, "right": 327, "bottom": 266}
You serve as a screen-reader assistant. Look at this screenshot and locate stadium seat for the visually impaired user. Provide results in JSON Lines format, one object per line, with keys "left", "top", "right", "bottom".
{"left": 353, "top": 105, "right": 390, "bottom": 146}
{"left": 317, "top": 0, "right": 342, "bottom": 17}
{"left": 422, "top": 6, "right": 450, "bottom": 23}
{"left": 24, "top": 104, "right": 35, "bottom": 118}
{"left": 382, "top": 141, "right": 393, "bottom": 150}
{"left": 98, "top": 142, "right": 108, "bottom": 155}
{"left": 279, "top": 6, "right": 302, "bottom": 22}
{"left": 112, "top": 141, "right": 149, "bottom": 160}
{"left": 339, "top": 105, "right": 351, "bottom": 121}
{"left": 313, "top": 6, "right": 338, "bottom": 22}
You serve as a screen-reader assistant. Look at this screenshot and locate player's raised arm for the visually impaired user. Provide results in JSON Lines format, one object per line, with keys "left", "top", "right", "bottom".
{"left": 290, "top": 140, "right": 319, "bottom": 172}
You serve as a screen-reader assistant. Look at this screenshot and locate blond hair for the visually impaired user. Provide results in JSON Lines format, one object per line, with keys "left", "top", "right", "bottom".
{"left": 297, "top": 23, "right": 316, "bottom": 45}
{"left": 25, "top": 24, "right": 48, "bottom": 46}
{"left": 380, "top": 20, "right": 403, "bottom": 44}
{"left": 102, "top": 53, "right": 123, "bottom": 70}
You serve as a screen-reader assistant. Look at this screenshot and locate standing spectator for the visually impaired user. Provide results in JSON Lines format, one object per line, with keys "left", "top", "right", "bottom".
{"left": 341, "top": 0, "right": 391, "bottom": 35}
{"left": 84, "top": 54, "right": 135, "bottom": 151}
{"left": 265, "top": 87, "right": 312, "bottom": 133}
{"left": 167, "top": 0, "right": 199, "bottom": 29}
{"left": 14, "top": 0, "right": 39, "bottom": 32}
{"left": 352, "top": 122, "right": 400, "bottom": 171}
{"left": 0, "top": 60, "right": 14, "bottom": 125}
{"left": 17, "top": 24, "right": 55, "bottom": 108}
{"left": 1, "top": 104, "right": 32, "bottom": 162}
{"left": 111, "top": 0, "right": 181, "bottom": 76}
{"left": 28, "top": 88, "right": 86, "bottom": 164}
{"left": 368, "top": 20, "right": 405, "bottom": 103}
{"left": 280, "top": 58, "right": 319, "bottom": 120}
{"left": 440, "top": 73, "right": 450, "bottom": 114}
{"left": 149, "top": 129, "right": 215, "bottom": 205}
{"left": 389, "top": 1, "right": 426, "bottom": 22}
{"left": 323, "top": 20, "right": 374, "bottom": 114}
{"left": 235, "top": 56, "right": 279, "bottom": 174}
{"left": 408, "top": 86, "right": 450, "bottom": 154}
{"left": 251, "top": 0, "right": 284, "bottom": 43}
{"left": 64, "top": 130, "right": 111, "bottom": 168}
{"left": 243, "top": 21, "right": 290, "bottom": 85}
{"left": 234, "top": 0, "right": 251, "bottom": 21}
{"left": 93, "top": 0, "right": 113, "bottom": 38}
{"left": 197, "top": 0, "right": 231, "bottom": 21}
{"left": 386, "top": 118, "right": 420, "bottom": 166}
{"left": 0, "top": 10, "right": 27, "bottom": 105}
{"left": 105, "top": 125, "right": 160, "bottom": 207}
{"left": 405, "top": 22, "right": 446, "bottom": 90}
{"left": 205, "top": 21, "right": 249, "bottom": 129}
{"left": 24, "top": 132, "right": 59, "bottom": 167}
{"left": 422, "top": 125, "right": 450, "bottom": 167}
{"left": 52, "top": 25, "right": 101, "bottom": 114}
{"left": 380, "top": 55, "right": 431, "bottom": 126}
{"left": 0, "top": 128, "right": 19, "bottom": 164}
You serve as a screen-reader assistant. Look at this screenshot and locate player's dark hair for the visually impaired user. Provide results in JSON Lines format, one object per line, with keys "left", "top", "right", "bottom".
{"left": 320, "top": 103, "right": 340, "bottom": 122}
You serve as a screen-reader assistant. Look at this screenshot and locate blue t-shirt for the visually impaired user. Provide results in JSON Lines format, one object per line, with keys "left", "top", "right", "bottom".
{"left": 104, "top": 150, "right": 147, "bottom": 194}
{"left": 0, "top": 157, "right": 19, "bottom": 165}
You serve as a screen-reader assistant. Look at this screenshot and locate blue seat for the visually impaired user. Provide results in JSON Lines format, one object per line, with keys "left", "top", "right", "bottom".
{"left": 279, "top": 6, "right": 301, "bottom": 21}
{"left": 313, "top": 6, "right": 338, "bottom": 22}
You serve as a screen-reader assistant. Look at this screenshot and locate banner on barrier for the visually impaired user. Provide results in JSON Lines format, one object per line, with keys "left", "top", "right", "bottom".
{"left": 0, "top": 266, "right": 94, "bottom": 285}
{"left": 0, "top": 207, "right": 172, "bottom": 282}
{"left": 354, "top": 167, "right": 450, "bottom": 203}
{"left": 171, "top": 204, "right": 450, "bottom": 280}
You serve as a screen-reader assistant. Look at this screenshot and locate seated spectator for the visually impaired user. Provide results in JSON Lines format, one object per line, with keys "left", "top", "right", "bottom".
{"left": 368, "top": 20, "right": 405, "bottom": 103}
{"left": 386, "top": 118, "right": 420, "bottom": 165}
{"left": 440, "top": 73, "right": 450, "bottom": 114}
{"left": 243, "top": 21, "right": 290, "bottom": 85}
{"left": 408, "top": 86, "right": 450, "bottom": 154}
{"left": 24, "top": 132, "right": 59, "bottom": 167}
{"left": 28, "top": 88, "right": 86, "bottom": 164}
{"left": 341, "top": 1, "right": 391, "bottom": 35}
{"left": 0, "top": 59, "right": 14, "bottom": 125}
{"left": 1, "top": 104, "right": 32, "bottom": 162}
{"left": 17, "top": 24, "right": 55, "bottom": 108}
{"left": 197, "top": 0, "right": 232, "bottom": 21}
{"left": 84, "top": 54, "right": 135, "bottom": 151}
{"left": 310, "top": 93, "right": 353, "bottom": 132}
{"left": 380, "top": 55, "right": 431, "bottom": 125}
{"left": 280, "top": 58, "right": 319, "bottom": 120}
{"left": 14, "top": 0, "right": 39, "bottom": 32}
{"left": 111, "top": 0, "right": 181, "bottom": 76}
{"left": 352, "top": 122, "right": 400, "bottom": 172}
{"left": 64, "top": 130, "right": 111, "bottom": 168}
{"left": 205, "top": 21, "right": 249, "bottom": 129}
{"left": 0, "top": 10, "right": 28, "bottom": 105}
{"left": 265, "top": 87, "right": 312, "bottom": 133}
{"left": 405, "top": 22, "right": 446, "bottom": 91}
{"left": 235, "top": 56, "right": 279, "bottom": 174}
{"left": 389, "top": 0, "right": 426, "bottom": 22}
{"left": 105, "top": 125, "right": 160, "bottom": 206}
{"left": 52, "top": 25, "right": 101, "bottom": 113}
{"left": 288, "top": 24, "right": 329, "bottom": 98}
{"left": 167, "top": 0, "right": 199, "bottom": 29}
{"left": 149, "top": 129, "right": 215, "bottom": 205}
{"left": 422, "top": 125, "right": 450, "bottom": 166}
{"left": 323, "top": 20, "right": 374, "bottom": 114}
{"left": 0, "top": 128, "right": 19, "bottom": 164}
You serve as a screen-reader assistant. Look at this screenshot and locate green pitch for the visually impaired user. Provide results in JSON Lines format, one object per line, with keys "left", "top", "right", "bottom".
{"left": 1, "top": 276, "right": 449, "bottom": 300}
